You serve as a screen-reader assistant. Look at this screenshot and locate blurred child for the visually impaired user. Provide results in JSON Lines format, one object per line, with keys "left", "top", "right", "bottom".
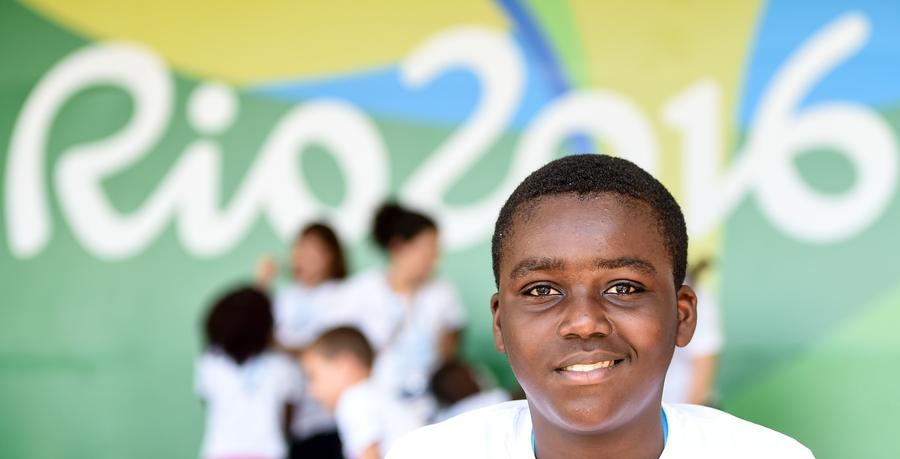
{"left": 663, "top": 259, "right": 724, "bottom": 405}
{"left": 256, "top": 222, "right": 349, "bottom": 459}
{"left": 334, "top": 203, "right": 466, "bottom": 400}
{"left": 301, "top": 327, "right": 421, "bottom": 459}
{"left": 256, "top": 222, "right": 348, "bottom": 348}
{"left": 196, "top": 286, "right": 301, "bottom": 459}
{"left": 429, "top": 359, "right": 510, "bottom": 423}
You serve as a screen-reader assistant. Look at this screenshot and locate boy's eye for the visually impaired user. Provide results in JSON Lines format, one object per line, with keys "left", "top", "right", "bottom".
{"left": 604, "top": 283, "right": 641, "bottom": 295}
{"left": 525, "top": 285, "right": 561, "bottom": 296}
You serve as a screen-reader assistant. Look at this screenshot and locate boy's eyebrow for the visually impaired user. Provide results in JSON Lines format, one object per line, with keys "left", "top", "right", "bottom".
{"left": 509, "top": 257, "right": 565, "bottom": 279}
{"left": 596, "top": 257, "right": 657, "bottom": 275}
{"left": 508, "top": 256, "right": 658, "bottom": 279}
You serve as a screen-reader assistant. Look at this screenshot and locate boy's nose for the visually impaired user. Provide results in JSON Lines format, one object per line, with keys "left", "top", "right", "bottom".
{"left": 556, "top": 292, "right": 613, "bottom": 339}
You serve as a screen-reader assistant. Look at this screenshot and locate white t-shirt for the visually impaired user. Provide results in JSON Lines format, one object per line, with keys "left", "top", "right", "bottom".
{"left": 332, "top": 270, "right": 467, "bottom": 396}
{"left": 195, "top": 350, "right": 302, "bottom": 459}
{"left": 335, "top": 380, "right": 423, "bottom": 459}
{"left": 664, "top": 287, "right": 724, "bottom": 404}
{"left": 272, "top": 281, "right": 343, "bottom": 439}
{"left": 273, "top": 280, "right": 343, "bottom": 348}
{"left": 386, "top": 400, "right": 814, "bottom": 459}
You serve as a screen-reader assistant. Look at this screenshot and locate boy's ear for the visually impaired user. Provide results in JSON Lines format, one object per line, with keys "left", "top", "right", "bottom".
{"left": 490, "top": 292, "right": 506, "bottom": 353}
{"left": 674, "top": 285, "right": 698, "bottom": 348}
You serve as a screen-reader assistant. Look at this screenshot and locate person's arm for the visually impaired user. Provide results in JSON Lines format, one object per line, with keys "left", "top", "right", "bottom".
{"left": 682, "top": 286, "right": 723, "bottom": 406}
{"left": 684, "top": 354, "right": 718, "bottom": 405}
{"left": 336, "top": 386, "right": 382, "bottom": 459}
{"left": 437, "top": 328, "right": 462, "bottom": 363}
{"left": 194, "top": 355, "right": 210, "bottom": 403}
{"left": 273, "top": 340, "right": 306, "bottom": 358}
{"left": 436, "top": 283, "right": 467, "bottom": 363}
{"left": 358, "top": 443, "right": 381, "bottom": 459}
{"left": 282, "top": 402, "right": 295, "bottom": 441}
{"left": 255, "top": 255, "right": 278, "bottom": 290}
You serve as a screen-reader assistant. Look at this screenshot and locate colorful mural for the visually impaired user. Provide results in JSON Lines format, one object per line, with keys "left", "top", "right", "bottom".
{"left": 2, "top": 1, "right": 898, "bottom": 457}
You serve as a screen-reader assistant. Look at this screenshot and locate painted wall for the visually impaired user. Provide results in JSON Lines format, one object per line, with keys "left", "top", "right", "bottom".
{"left": 2, "top": 1, "right": 898, "bottom": 457}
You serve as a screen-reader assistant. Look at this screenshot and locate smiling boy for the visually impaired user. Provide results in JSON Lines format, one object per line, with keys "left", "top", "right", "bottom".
{"left": 386, "top": 155, "right": 814, "bottom": 459}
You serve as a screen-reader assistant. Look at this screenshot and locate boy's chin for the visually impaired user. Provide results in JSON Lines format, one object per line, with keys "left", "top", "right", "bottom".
{"left": 531, "top": 394, "right": 637, "bottom": 434}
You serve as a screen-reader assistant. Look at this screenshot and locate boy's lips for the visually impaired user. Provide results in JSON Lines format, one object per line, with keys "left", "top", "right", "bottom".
{"left": 553, "top": 353, "right": 627, "bottom": 385}
{"left": 560, "top": 360, "right": 616, "bottom": 372}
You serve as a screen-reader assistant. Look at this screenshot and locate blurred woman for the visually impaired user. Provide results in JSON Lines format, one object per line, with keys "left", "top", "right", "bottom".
{"left": 255, "top": 222, "right": 348, "bottom": 459}
{"left": 335, "top": 203, "right": 467, "bottom": 401}
{"left": 257, "top": 223, "right": 348, "bottom": 349}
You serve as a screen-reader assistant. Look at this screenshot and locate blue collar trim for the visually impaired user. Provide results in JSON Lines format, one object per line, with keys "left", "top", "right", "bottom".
{"left": 662, "top": 407, "right": 669, "bottom": 444}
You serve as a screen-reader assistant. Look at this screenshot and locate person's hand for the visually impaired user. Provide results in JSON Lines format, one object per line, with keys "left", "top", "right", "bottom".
{"left": 255, "top": 255, "right": 278, "bottom": 290}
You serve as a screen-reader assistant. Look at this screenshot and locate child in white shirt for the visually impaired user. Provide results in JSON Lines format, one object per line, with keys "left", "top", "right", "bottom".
{"left": 301, "top": 326, "right": 421, "bottom": 459}
{"left": 196, "top": 286, "right": 301, "bottom": 459}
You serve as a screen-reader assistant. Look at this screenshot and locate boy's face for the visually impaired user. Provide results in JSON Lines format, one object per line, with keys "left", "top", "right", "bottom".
{"left": 491, "top": 193, "right": 696, "bottom": 434}
{"left": 301, "top": 350, "right": 361, "bottom": 411}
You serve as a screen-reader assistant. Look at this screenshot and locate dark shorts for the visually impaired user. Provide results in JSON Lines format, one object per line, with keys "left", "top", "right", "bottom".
{"left": 288, "top": 431, "right": 343, "bottom": 459}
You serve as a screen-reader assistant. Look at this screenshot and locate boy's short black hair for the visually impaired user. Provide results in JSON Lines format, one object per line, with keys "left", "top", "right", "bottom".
{"left": 204, "top": 286, "right": 273, "bottom": 365}
{"left": 491, "top": 154, "right": 688, "bottom": 288}
{"left": 309, "top": 326, "right": 375, "bottom": 369}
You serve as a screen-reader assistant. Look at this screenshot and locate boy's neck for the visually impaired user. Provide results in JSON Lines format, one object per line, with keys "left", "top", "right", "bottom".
{"left": 347, "top": 366, "right": 371, "bottom": 387}
{"left": 529, "top": 400, "right": 665, "bottom": 459}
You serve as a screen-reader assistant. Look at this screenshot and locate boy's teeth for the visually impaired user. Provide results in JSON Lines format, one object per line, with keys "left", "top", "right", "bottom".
{"left": 563, "top": 361, "right": 615, "bottom": 372}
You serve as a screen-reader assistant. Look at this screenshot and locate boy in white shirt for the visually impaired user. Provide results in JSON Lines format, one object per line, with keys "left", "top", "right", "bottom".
{"left": 302, "top": 327, "right": 421, "bottom": 459}
{"left": 387, "top": 155, "right": 814, "bottom": 459}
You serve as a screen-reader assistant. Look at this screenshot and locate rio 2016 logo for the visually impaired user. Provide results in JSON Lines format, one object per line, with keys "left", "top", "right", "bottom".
{"left": 5, "top": 12, "right": 896, "bottom": 260}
